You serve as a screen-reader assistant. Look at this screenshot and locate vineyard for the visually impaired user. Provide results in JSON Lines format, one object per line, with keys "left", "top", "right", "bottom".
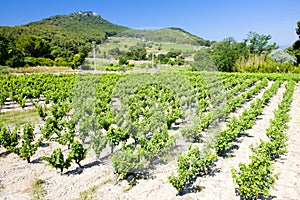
{"left": 0, "top": 72, "right": 300, "bottom": 199}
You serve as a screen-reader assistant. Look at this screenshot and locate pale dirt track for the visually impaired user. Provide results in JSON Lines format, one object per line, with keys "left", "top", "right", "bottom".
{"left": 271, "top": 83, "right": 300, "bottom": 200}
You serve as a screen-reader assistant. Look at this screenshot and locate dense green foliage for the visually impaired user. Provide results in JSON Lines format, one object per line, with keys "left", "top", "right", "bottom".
{"left": 120, "top": 47, "right": 147, "bottom": 63}
{"left": 210, "top": 37, "right": 247, "bottom": 72}
{"left": 189, "top": 29, "right": 300, "bottom": 73}
{"left": 192, "top": 48, "right": 215, "bottom": 71}
{"left": 0, "top": 11, "right": 128, "bottom": 68}
{"left": 43, "top": 148, "right": 72, "bottom": 174}
{"left": 168, "top": 147, "right": 217, "bottom": 193}
{"left": 205, "top": 33, "right": 280, "bottom": 72}
{"left": 156, "top": 50, "right": 185, "bottom": 66}
{"left": 245, "top": 31, "right": 278, "bottom": 55}
{"left": 1, "top": 11, "right": 127, "bottom": 48}
{"left": 289, "top": 21, "right": 300, "bottom": 65}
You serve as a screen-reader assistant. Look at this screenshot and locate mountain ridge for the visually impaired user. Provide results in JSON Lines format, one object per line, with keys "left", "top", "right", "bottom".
{"left": 117, "top": 27, "right": 210, "bottom": 46}
{"left": 0, "top": 11, "right": 208, "bottom": 46}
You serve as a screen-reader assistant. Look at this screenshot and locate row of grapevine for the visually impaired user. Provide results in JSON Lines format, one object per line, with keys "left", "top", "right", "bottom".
{"left": 214, "top": 80, "right": 282, "bottom": 155}
{"left": 195, "top": 78, "right": 268, "bottom": 134}
{"left": 168, "top": 79, "right": 283, "bottom": 193}
{"left": 0, "top": 117, "right": 87, "bottom": 174}
{"left": 0, "top": 74, "right": 75, "bottom": 111}
{"left": 168, "top": 146, "right": 217, "bottom": 194}
{"left": 231, "top": 81, "right": 295, "bottom": 199}
{"left": 88, "top": 73, "right": 283, "bottom": 180}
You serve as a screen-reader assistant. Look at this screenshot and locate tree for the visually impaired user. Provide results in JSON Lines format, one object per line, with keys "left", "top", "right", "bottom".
{"left": 72, "top": 53, "right": 85, "bottom": 69}
{"left": 210, "top": 37, "right": 241, "bottom": 72}
{"left": 50, "top": 46, "right": 68, "bottom": 58}
{"left": 16, "top": 35, "right": 51, "bottom": 58}
{"left": 5, "top": 49, "right": 25, "bottom": 68}
{"left": 0, "top": 32, "right": 26, "bottom": 68}
{"left": 291, "top": 21, "right": 300, "bottom": 65}
{"left": 108, "top": 47, "right": 122, "bottom": 56}
{"left": 296, "top": 21, "right": 300, "bottom": 37}
{"left": 245, "top": 31, "right": 278, "bottom": 55}
{"left": 269, "top": 49, "right": 296, "bottom": 64}
{"left": 119, "top": 55, "right": 128, "bottom": 65}
{"left": 192, "top": 48, "right": 215, "bottom": 71}
{"left": 0, "top": 34, "right": 9, "bottom": 65}
{"left": 125, "top": 48, "right": 147, "bottom": 60}
{"left": 166, "top": 50, "right": 180, "bottom": 58}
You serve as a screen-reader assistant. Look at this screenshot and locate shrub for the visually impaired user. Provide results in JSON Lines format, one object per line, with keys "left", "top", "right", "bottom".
{"left": 269, "top": 49, "right": 296, "bottom": 64}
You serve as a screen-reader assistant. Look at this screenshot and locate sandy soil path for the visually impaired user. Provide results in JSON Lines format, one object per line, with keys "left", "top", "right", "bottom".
{"left": 271, "top": 83, "right": 300, "bottom": 200}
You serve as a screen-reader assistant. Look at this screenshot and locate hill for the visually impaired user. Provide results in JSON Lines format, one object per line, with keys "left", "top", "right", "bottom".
{"left": 117, "top": 27, "right": 210, "bottom": 46}
{"left": 0, "top": 11, "right": 210, "bottom": 68}
{"left": 0, "top": 11, "right": 129, "bottom": 51}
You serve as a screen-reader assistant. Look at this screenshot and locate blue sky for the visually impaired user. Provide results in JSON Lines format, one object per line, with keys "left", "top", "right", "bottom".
{"left": 1, "top": 0, "right": 299, "bottom": 46}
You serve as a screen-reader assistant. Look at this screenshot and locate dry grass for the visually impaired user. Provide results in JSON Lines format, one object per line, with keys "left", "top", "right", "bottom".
{"left": 31, "top": 178, "right": 47, "bottom": 200}
{"left": 9, "top": 66, "right": 78, "bottom": 74}
{"left": 77, "top": 185, "right": 98, "bottom": 200}
{"left": 0, "top": 108, "right": 40, "bottom": 126}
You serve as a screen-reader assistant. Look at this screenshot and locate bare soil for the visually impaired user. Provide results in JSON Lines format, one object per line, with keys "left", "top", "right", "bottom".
{"left": 271, "top": 83, "right": 300, "bottom": 200}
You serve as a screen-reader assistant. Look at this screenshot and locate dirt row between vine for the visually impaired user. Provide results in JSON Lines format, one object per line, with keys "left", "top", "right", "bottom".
{"left": 271, "top": 83, "right": 300, "bottom": 200}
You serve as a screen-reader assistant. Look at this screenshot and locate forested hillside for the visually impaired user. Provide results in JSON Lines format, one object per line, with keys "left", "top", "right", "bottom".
{"left": 0, "top": 12, "right": 128, "bottom": 68}
{"left": 0, "top": 11, "right": 210, "bottom": 68}
{"left": 1, "top": 11, "right": 128, "bottom": 48}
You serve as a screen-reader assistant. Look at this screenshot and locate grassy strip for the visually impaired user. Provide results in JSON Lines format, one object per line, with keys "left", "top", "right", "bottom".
{"left": 8, "top": 66, "right": 76, "bottom": 74}
{"left": 0, "top": 109, "right": 40, "bottom": 126}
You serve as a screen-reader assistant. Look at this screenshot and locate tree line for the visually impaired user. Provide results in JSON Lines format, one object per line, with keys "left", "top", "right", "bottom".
{"left": 0, "top": 34, "right": 86, "bottom": 68}
{"left": 193, "top": 22, "right": 300, "bottom": 73}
